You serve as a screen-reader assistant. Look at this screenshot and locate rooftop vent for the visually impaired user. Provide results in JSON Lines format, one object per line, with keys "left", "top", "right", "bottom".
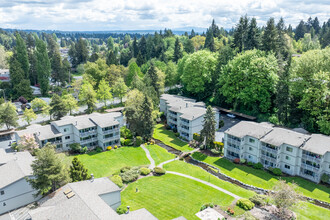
{"left": 91, "top": 173, "right": 94, "bottom": 182}
{"left": 66, "top": 191, "right": 75, "bottom": 199}
{"left": 63, "top": 189, "right": 72, "bottom": 195}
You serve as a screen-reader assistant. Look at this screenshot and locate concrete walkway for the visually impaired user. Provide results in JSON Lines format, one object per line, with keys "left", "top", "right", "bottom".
{"left": 167, "top": 171, "right": 241, "bottom": 200}
{"left": 158, "top": 157, "right": 179, "bottom": 168}
{"left": 141, "top": 145, "right": 155, "bottom": 169}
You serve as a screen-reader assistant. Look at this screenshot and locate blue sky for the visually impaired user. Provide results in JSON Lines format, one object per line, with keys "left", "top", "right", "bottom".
{"left": 0, "top": 0, "right": 329, "bottom": 31}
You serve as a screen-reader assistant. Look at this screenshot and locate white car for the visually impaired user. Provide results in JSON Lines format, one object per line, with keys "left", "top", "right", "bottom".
{"left": 227, "top": 113, "right": 236, "bottom": 118}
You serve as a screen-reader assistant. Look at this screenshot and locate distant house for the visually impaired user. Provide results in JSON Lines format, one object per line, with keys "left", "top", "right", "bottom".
{"left": 28, "top": 177, "right": 157, "bottom": 220}
{"left": 160, "top": 94, "right": 219, "bottom": 141}
{"left": 0, "top": 149, "right": 40, "bottom": 215}
{"left": 30, "top": 86, "right": 41, "bottom": 96}
{"left": 0, "top": 69, "right": 10, "bottom": 82}
{"left": 15, "top": 112, "right": 124, "bottom": 151}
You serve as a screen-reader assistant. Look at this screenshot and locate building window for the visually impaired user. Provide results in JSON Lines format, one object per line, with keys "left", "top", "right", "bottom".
{"left": 285, "top": 156, "right": 290, "bottom": 160}
{"left": 248, "top": 155, "right": 251, "bottom": 159}
{"left": 286, "top": 147, "right": 293, "bottom": 152}
{"left": 0, "top": 190, "right": 4, "bottom": 195}
{"left": 64, "top": 128, "right": 68, "bottom": 132}
{"left": 3, "top": 202, "right": 6, "bottom": 206}
{"left": 249, "top": 138, "right": 255, "bottom": 143}
{"left": 65, "top": 136, "right": 70, "bottom": 140}
{"left": 249, "top": 147, "right": 252, "bottom": 151}
{"left": 285, "top": 164, "right": 290, "bottom": 169}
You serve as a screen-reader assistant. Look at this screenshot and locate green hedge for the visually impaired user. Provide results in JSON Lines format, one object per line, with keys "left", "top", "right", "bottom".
{"left": 236, "top": 198, "right": 255, "bottom": 210}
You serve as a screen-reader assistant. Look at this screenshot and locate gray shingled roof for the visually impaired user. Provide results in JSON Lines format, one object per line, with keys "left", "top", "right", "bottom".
{"left": 53, "top": 115, "right": 96, "bottom": 130}
{"left": 302, "top": 134, "right": 330, "bottom": 155}
{"left": 16, "top": 124, "right": 62, "bottom": 141}
{"left": 225, "top": 121, "right": 273, "bottom": 139}
{"left": 90, "top": 113, "right": 120, "bottom": 128}
{"left": 0, "top": 150, "right": 34, "bottom": 188}
{"left": 260, "top": 127, "right": 310, "bottom": 147}
{"left": 29, "top": 178, "right": 157, "bottom": 220}
{"left": 179, "top": 107, "right": 207, "bottom": 120}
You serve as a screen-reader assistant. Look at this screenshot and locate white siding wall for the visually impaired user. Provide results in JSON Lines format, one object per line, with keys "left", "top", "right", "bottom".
{"left": 0, "top": 178, "right": 40, "bottom": 215}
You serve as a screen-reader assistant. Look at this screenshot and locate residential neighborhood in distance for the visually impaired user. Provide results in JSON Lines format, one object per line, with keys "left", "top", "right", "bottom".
{"left": 0, "top": 0, "right": 329, "bottom": 220}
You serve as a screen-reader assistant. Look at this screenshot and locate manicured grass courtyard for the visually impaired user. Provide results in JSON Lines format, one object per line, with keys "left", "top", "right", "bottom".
{"left": 64, "top": 147, "right": 150, "bottom": 178}
{"left": 121, "top": 174, "right": 235, "bottom": 220}
{"left": 192, "top": 152, "right": 330, "bottom": 203}
{"left": 164, "top": 160, "right": 255, "bottom": 199}
{"left": 145, "top": 144, "right": 176, "bottom": 165}
{"left": 153, "top": 124, "right": 193, "bottom": 152}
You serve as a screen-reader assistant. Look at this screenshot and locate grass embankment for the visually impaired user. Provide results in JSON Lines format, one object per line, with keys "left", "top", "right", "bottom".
{"left": 153, "top": 124, "right": 193, "bottom": 152}
{"left": 145, "top": 144, "right": 176, "bottom": 165}
{"left": 192, "top": 152, "right": 330, "bottom": 203}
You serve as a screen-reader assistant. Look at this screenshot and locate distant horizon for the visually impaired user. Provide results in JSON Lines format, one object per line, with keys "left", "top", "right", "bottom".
{"left": 0, "top": 0, "right": 329, "bottom": 31}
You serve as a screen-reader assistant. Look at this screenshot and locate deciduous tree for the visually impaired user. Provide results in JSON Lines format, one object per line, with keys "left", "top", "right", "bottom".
{"left": 79, "top": 81, "right": 98, "bottom": 113}
{"left": 23, "top": 108, "right": 37, "bottom": 125}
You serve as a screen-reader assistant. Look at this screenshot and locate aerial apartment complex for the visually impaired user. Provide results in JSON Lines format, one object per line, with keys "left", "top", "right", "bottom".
{"left": 160, "top": 94, "right": 219, "bottom": 141}
{"left": 15, "top": 112, "right": 124, "bottom": 151}
{"left": 224, "top": 121, "right": 330, "bottom": 183}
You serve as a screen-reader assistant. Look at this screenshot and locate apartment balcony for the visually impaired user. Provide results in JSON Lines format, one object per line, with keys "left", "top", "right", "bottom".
{"left": 181, "top": 120, "right": 189, "bottom": 125}
{"left": 180, "top": 125, "right": 189, "bottom": 131}
{"left": 299, "top": 171, "right": 318, "bottom": 182}
{"left": 227, "top": 146, "right": 240, "bottom": 154}
{"left": 301, "top": 163, "right": 320, "bottom": 173}
{"left": 102, "top": 129, "right": 118, "bottom": 135}
{"left": 261, "top": 154, "right": 277, "bottom": 164}
{"left": 302, "top": 154, "right": 322, "bottom": 163}
{"left": 261, "top": 146, "right": 278, "bottom": 155}
{"left": 80, "top": 130, "right": 97, "bottom": 137}
{"left": 227, "top": 139, "right": 241, "bottom": 146}
{"left": 80, "top": 138, "right": 98, "bottom": 145}
{"left": 52, "top": 140, "right": 62, "bottom": 144}
{"left": 103, "top": 135, "right": 119, "bottom": 142}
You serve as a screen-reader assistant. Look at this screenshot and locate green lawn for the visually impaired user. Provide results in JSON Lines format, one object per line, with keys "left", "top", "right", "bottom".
{"left": 164, "top": 160, "right": 255, "bottom": 199}
{"left": 146, "top": 144, "right": 176, "bottom": 165}
{"left": 64, "top": 147, "right": 150, "bottom": 178}
{"left": 192, "top": 152, "right": 330, "bottom": 203}
{"left": 153, "top": 124, "right": 193, "bottom": 152}
{"left": 294, "top": 202, "right": 330, "bottom": 220}
{"left": 121, "top": 174, "right": 234, "bottom": 220}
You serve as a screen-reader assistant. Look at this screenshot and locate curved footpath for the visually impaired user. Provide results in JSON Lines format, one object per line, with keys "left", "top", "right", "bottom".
{"left": 167, "top": 171, "right": 241, "bottom": 200}
{"left": 141, "top": 144, "right": 241, "bottom": 200}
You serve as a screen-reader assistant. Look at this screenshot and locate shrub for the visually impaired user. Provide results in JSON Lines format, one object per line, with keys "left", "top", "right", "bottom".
{"left": 150, "top": 139, "right": 156, "bottom": 145}
{"left": 95, "top": 147, "right": 103, "bottom": 153}
{"left": 120, "top": 126, "right": 133, "bottom": 139}
{"left": 233, "top": 158, "right": 240, "bottom": 164}
{"left": 321, "top": 173, "right": 330, "bottom": 183}
{"left": 139, "top": 167, "right": 151, "bottom": 176}
{"left": 165, "top": 124, "right": 171, "bottom": 130}
{"left": 200, "top": 205, "right": 207, "bottom": 211}
{"left": 236, "top": 198, "right": 255, "bottom": 210}
{"left": 114, "top": 145, "right": 118, "bottom": 149}
{"left": 249, "top": 194, "right": 268, "bottom": 206}
{"left": 120, "top": 138, "right": 125, "bottom": 145}
{"left": 193, "top": 133, "right": 201, "bottom": 141}
{"left": 247, "top": 161, "right": 254, "bottom": 166}
{"left": 110, "top": 175, "right": 123, "bottom": 188}
{"left": 69, "top": 143, "right": 82, "bottom": 154}
{"left": 135, "top": 136, "right": 143, "bottom": 146}
{"left": 107, "top": 146, "right": 112, "bottom": 151}
{"left": 240, "top": 159, "right": 246, "bottom": 164}
{"left": 219, "top": 120, "right": 224, "bottom": 128}
{"left": 153, "top": 167, "right": 166, "bottom": 175}
{"left": 175, "top": 132, "right": 180, "bottom": 137}
{"left": 253, "top": 162, "right": 263, "bottom": 169}
{"left": 270, "top": 167, "right": 282, "bottom": 176}
{"left": 80, "top": 146, "right": 88, "bottom": 154}
{"left": 173, "top": 128, "right": 177, "bottom": 133}
{"left": 189, "top": 140, "right": 200, "bottom": 148}
{"left": 200, "top": 203, "right": 214, "bottom": 211}
{"left": 120, "top": 167, "right": 139, "bottom": 183}
{"left": 124, "top": 139, "right": 133, "bottom": 146}
{"left": 116, "top": 205, "right": 127, "bottom": 214}
{"left": 211, "top": 149, "right": 221, "bottom": 155}
{"left": 120, "top": 166, "right": 131, "bottom": 173}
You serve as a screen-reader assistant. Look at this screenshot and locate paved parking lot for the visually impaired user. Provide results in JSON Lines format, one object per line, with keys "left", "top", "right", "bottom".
{"left": 215, "top": 114, "right": 241, "bottom": 142}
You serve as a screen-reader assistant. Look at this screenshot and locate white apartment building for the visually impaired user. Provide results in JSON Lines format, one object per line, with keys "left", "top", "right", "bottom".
{"left": 15, "top": 112, "right": 124, "bottom": 151}
{"left": 160, "top": 94, "right": 219, "bottom": 141}
{"left": 224, "top": 121, "right": 330, "bottom": 183}
{"left": 0, "top": 149, "right": 40, "bottom": 215}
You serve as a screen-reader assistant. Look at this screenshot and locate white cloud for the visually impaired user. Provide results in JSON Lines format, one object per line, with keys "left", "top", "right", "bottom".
{"left": 0, "top": 0, "right": 329, "bottom": 31}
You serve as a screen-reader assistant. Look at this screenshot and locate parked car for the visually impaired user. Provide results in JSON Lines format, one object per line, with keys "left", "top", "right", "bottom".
{"left": 227, "top": 113, "right": 236, "bottom": 118}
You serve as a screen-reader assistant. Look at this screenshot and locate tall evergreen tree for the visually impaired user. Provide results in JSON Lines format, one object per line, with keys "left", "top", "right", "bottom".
{"left": 70, "top": 157, "right": 91, "bottom": 182}
{"left": 144, "top": 63, "right": 161, "bottom": 97}
{"left": 50, "top": 94, "right": 68, "bottom": 120}
{"left": 76, "top": 38, "right": 89, "bottom": 65}
{"left": 312, "top": 17, "right": 321, "bottom": 34}
{"left": 27, "top": 144, "right": 70, "bottom": 196}
{"left": 276, "top": 17, "right": 289, "bottom": 58}
{"left": 132, "top": 36, "right": 139, "bottom": 57}
{"left": 233, "top": 16, "right": 249, "bottom": 52}
{"left": 295, "top": 20, "right": 307, "bottom": 40}
{"left": 204, "top": 29, "right": 215, "bottom": 52}
{"left": 262, "top": 18, "right": 278, "bottom": 52}
{"left": 184, "top": 38, "right": 194, "bottom": 53}
{"left": 138, "top": 36, "right": 147, "bottom": 60}
{"left": 106, "top": 50, "right": 118, "bottom": 65}
{"left": 190, "top": 29, "right": 196, "bottom": 38}
{"left": 35, "top": 38, "right": 51, "bottom": 95}
{"left": 173, "top": 38, "right": 183, "bottom": 62}
{"left": 246, "top": 17, "right": 259, "bottom": 50}
{"left": 15, "top": 33, "right": 29, "bottom": 77}
{"left": 200, "top": 106, "right": 216, "bottom": 149}
{"left": 139, "top": 95, "right": 154, "bottom": 140}
{"left": 28, "top": 51, "right": 38, "bottom": 85}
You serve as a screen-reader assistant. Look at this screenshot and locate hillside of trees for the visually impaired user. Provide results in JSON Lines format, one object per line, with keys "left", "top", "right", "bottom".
{"left": 0, "top": 16, "right": 329, "bottom": 135}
